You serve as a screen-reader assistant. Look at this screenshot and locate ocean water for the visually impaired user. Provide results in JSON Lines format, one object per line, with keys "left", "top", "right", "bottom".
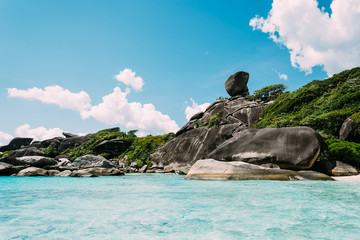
{"left": 1, "top": 175, "right": 360, "bottom": 240}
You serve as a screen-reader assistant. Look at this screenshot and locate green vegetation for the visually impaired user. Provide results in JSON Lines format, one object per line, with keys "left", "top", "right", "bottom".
{"left": 253, "top": 84, "right": 286, "bottom": 101}
{"left": 207, "top": 113, "right": 220, "bottom": 128}
{"left": 0, "top": 150, "right": 14, "bottom": 159}
{"left": 251, "top": 67, "right": 360, "bottom": 168}
{"left": 120, "top": 133, "right": 175, "bottom": 167}
{"left": 61, "top": 128, "right": 135, "bottom": 160}
{"left": 253, "top": 67, "right": 360, "bottom": 138}
{"left": 323, "top": 138, "right": 360, "bottom": 169}
{"left": 58, "top": 128, "right": 174, "bottom": 166}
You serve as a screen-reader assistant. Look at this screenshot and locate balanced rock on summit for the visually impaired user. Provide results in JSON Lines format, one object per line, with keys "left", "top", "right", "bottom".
{"left": 225, "top": 71, "right": 250, "bottom": 97}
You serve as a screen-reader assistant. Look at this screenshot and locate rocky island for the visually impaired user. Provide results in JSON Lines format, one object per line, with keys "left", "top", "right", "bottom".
{"left": 1, "top": 68, "right": 359, "bottom": 180}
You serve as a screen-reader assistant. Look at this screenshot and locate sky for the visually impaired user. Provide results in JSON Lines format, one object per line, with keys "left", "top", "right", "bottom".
{"left": 1, "top": 0, "right": 359, "bottom": 145}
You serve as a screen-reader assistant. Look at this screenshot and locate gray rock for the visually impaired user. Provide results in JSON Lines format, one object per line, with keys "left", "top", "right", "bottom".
{"left": 57, "top": 135, "right": 95, "bottom": 153}
{"left": 0, "top": 162, "right": 15, "bottom": 176}
{"left": 55, "top": 170, "right": 72, "bottom": 177}
{"left": 40, "top": 137, "right": 64, "bottom": 149}
{"left": 151, "top": 95, "right": 269, "bottom": 169}
{"left": 339, "top": 118, "right": 356, "bottom": 141}
{"left": 139, "top": 165, "right": 148, "bottom": 173}
{"left": 15, "top": 156, "right": 58, "bottom": 167}
{"left": 72, "top": 154, "right": 115, "bottom": 169}
{"left": 70, "top": 168, "right": 123, "bottom": 177}
{"left": 225, "top": 71, "right": 249, "bottom": 97}
{"left": 63, "top": 132, "right": 78, "bottom": 138}
{"left": 186, "top": 159, "right": 333, "bottom": 181}
{"left": 209, "top": 127, "right": 322, "bottom": 170}
{"left": 315, "top": 160, "right": 359, "bottom": 176}
{"left": 57, "top": 158, "right": 71, "bottom": 167}
{"left": 92, "top": 139, "right": 129, "bottom": 158}
{"left": 189, "top": 111, "right": 204, "bottom": 121}
{"left": 17, "top": 167, "right": 48, "bottom": 176}
{"left": 130, "top": 162, "right": 139, "bottom": 168}
{"left": 47, "top": 170, "right": 60, "bottom": 176}
{"left": 0, "top": 137, "right": 33, "bottom": 152}
{"left": 1, "top": 147, "right": 45, "bottom": 165}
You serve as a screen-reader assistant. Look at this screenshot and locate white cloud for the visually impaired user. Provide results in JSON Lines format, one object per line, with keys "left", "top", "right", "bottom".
{"left": 114, "top": 68, "right": 144, "bottom": 91}
{"left": 8, "top": 85, "right": 91, "bottom": 113}
{"left": 250, "top": 0, "right": 360, "bottom": 76}
{"left": 8, "top": 70, "right": 179, "bottom": 135}
{"left": 0, "top": 131, "right": 13, "bottom": 146}
{"left": 274, "top": 69, "right": 288, "bottom": 81}
{"left": 82, "top": 87, "right": 179, "bottom": 135}
{"left": 14, "top": 124, "right": 64, "bottom": 141}
{"left": 185, "top": 98, "right": 210, "bottom": 121}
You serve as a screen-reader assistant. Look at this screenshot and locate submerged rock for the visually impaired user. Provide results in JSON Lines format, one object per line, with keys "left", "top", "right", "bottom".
{"left": 209, "top": 127, "right": 322, "bottom": 170}
{"left": 186, "top": 159, "right": 333, "bottom": 181}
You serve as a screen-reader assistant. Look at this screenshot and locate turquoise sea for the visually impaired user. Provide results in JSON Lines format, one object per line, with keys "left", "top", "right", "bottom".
{"left": 1, "top": 174, "right": 360, "bottom": 240}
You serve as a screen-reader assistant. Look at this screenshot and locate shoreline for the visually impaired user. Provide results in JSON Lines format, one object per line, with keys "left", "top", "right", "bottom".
{"left": 333, "top": 175, "right": 360, "bottom": 182}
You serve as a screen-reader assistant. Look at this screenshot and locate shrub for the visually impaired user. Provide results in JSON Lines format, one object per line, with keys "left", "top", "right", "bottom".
{"left": 324, "top": 138, "right": 360, "bottom": 168}
{"left": 207, "top": 113, "right": 220, "bottom": 128}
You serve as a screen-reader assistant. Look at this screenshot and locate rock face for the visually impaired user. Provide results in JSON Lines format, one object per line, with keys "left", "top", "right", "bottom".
{"left": 1, "top": 147, "right": 45, "bottom": 165}
{"left": 70, "top": 168, "right": 124, "bottom": 177}
{"left": 0, "top": 137, "right": 33, "bottom": 152}
{"left": 71, "top": 154, "right": 115, "bottom": 169}
{"left": 225, "top": 71, "right": 249, "bottom": 97}
{"left": 150, "top": 96, "right": 268, "bottom": 168}
{"left": 92, "top": 139, "right": 129, "bottom": 158}
{"left": 314, "top": 160, "right": 359, "bottom": 176}
{"left": 209, "top": 127, "right": 322, "bottom": 170}
{"left": 186, "top": 159, "right": 333, "bottom": 181}
{"left": 339, "top": 118, "right": 357, "bottom": 141}
{"left": 57, "top": 135, "right": 95, "bottom": 153}
{"left": 15, "top": 156, "right": 58, "bottom": 168}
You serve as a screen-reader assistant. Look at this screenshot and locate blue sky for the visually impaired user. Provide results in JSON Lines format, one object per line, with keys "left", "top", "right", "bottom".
{"left": 0, "top": 0, "right": 359, "bottom": 144}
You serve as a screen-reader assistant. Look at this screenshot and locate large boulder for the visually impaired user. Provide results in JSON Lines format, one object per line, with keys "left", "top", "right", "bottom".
{"left": 0, "top": 137, "right": 33, "bottom": 152}
{"left": 339, "top": 118, "right": 358, "bottom": 142}
{"left": 186, "top": 159, "right": 333, "bottom": 181}
{"left": 17, "top": 167, "right": 48, "bottom": 176}
{"left": 209, "top": 127, "right": 322, "bottom": 170}
{"left": 225, "top": 71, "right": 249, "bottom": 97}
{"left": 57, "top": 135, "right": 95, "bottom": 153}
{"left": 92, "top": 139, "right": 129, "bottom": 158}
{"left": 15, "top": 156, "right": 58, "bottom": 168}
{"left": 151, "top": 96, "right": 269, "bottom": 169}
{"left": 0, "top": 147, "right": 45, "bottom": 165}
{"left": 0, "top": 162, "right": 16, "bottom": 176}
{"left": 72, "top": 154, "right": 115, "bottom": 169}
{"left": 313, "top": 160, "right": 359, "bottom": 176}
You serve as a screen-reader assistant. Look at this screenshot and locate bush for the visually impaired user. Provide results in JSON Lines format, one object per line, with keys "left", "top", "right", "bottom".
{"left": 121, "top": 133, "right": 175, "bottom": 167}
{"left": 253, "top": 67, "right": 360, "bottom": 139}
{"left": 324, "top": 138, "right": 360, "bottom": 168}
{"left": 207, "top": 113, "right": 220, "bottom": 128}
{"left": 253, "top": 84, "right": 286, "bottom": 100}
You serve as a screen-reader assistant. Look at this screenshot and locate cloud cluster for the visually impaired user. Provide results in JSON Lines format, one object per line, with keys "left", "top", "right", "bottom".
{"left": 0, "top": 124, "right": 66, "bottom": 146}
{"left": 8, "top": 69, "right": 179, "bottom": 135}
{"left": 274, "top": 70, "right": 288, "bottom": 81}
{"left": 14, "top": 124, "right": 64, "bottom": 141}
{"left": 185, "top": 99, "right": 210, "bottom": 121}
{"left": 0, "top": 131, "right": 13, "bottom": 146}
{"left": 114, "top": 68, "right": 144, "bottom": 91}
{"left": 8, "top": 85, "right": 91, "bottom": 113}
{"left": 82, "top": 87, "right": 179, "bottom": 135}
{"left": 250, "top": 0, "right": 360, "bottom": 76}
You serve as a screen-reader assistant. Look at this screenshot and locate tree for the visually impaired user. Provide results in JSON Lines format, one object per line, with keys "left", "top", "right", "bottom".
{"left": 253, "top": 84, "right": 286, "bottom": 100}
